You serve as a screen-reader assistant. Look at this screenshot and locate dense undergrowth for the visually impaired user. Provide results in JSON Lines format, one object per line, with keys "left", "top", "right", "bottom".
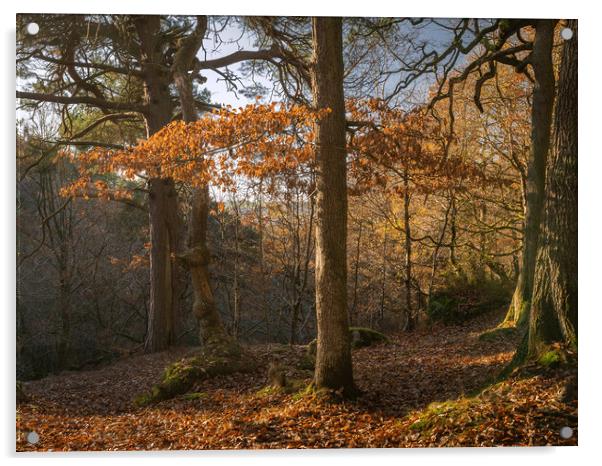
{"left": 427, "top": 274, "right": 512, "bottom": 324}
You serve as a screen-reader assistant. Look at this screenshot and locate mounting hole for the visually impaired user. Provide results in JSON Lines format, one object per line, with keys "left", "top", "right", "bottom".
{"left": 26, "top": 431, "right": 39, "bottom": 444}
{"left": 561, "top": 28, "right": 573, "bottom": 40}
{"left": 25, "top": 22, "right": 40, "bottom": 36}
{"left": 559, "top": 426, "right": 574, "bottom": 439}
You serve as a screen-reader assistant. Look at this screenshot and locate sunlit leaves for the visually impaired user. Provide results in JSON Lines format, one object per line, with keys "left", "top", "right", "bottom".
{"left": 347, "top": 98, "right": 491, "bottom": 198}
{"left": 61, "top": 103, "right": 325, "bottom": 199}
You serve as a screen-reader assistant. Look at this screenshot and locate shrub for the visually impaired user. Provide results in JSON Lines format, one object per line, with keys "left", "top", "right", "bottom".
{"left": 427, "top": 294, "right": 460, "bottom": 324}
{"left": 427, "top": 274, "right": 511, "bottom": 325}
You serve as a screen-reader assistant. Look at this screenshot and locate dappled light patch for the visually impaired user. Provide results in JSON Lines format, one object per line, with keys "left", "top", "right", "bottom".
{"left": 479, "top": 326, "right": 519, "bottom": 342}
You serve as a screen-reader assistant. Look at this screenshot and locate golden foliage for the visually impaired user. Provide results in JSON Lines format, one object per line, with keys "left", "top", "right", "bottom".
{"left": 61, "top": 103, "right": 325, "bottom": 198}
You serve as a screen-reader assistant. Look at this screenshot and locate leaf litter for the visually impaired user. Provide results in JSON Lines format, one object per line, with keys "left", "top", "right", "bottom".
{"left": 16, "top": 308, "right": 577, "bottom": 450}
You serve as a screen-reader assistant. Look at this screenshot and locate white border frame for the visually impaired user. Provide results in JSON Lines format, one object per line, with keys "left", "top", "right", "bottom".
{"left": 3, "top": 2, "right": 597, "bottom": 465}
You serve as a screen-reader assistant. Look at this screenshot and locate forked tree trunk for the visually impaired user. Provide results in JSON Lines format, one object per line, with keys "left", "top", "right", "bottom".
{"left": 503, "top": 19, "right": 557, "bottom": 327}
{"left": 527, "top": 19, "right": 578, "bottom": 357}
{"left": 310, "top": 16, "right": 355, "bottom": 394}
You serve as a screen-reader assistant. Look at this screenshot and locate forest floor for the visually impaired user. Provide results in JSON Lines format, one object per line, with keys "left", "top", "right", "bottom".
{"left": 16, "top": 307, "right": 577, "bottom": 451}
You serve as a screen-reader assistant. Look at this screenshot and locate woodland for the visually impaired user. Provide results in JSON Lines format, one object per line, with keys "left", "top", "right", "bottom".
{"left": 16, "top": 15, "right": 577, "bottom": 450}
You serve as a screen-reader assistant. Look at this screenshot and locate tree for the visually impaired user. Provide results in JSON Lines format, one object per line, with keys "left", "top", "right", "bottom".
{"left": 348, "top": 99, "right": 491, "bottom": 327}
{"left": 369, "top": 18, "right": 559, "bottom": 328}
{"left": 171, "top": 16, "right": 232, "bottom": 350}
{"left": 133, "top": 15, "right": 183, "bottom": 352}
{"left": 503, "top": 20, "right": 557, "bottom": 327}
{"left": 261, "top": 180, "right": 316, "bottom": 344}
{"left": 64, "top": 103, "right": 319, "bottom": 349}
{"left": 17, "top": 14, "right": 283, "bottom": 353}
{"left": 17, "top": 122, "right": 151, "bottom": 377}
{"left": 527, "top": 20, "right": 577, "bottom": 357}
{"left": 310, "top": 17, "right": 355, "bottom": 394}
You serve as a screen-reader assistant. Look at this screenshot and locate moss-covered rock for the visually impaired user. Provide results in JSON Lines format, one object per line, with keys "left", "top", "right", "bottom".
{"left": 407, "top": 398, "right": 480, "bottom": 435}
{"left": 305, "top": 327, "right": 389, "bottom": 360}
{"left": 349, "top": 327, "right": 389, "bottom": 348}
{"left": 134, "top": 343, "right": 255, "bottom": 406}
{"left": 427, "top": 275, "right": 511, "bottom": 325}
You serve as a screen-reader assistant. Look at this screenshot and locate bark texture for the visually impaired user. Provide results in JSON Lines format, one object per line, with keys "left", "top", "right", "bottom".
{"left": 171, "top": 16, "right": 232, "bottom": 350}
{"left": 182, "top": 186, "right": 231, "bottom": 348}
{"left": 146, "top": 177, "right": 180, "bottom": 352}
{"left": 135, "top": 16, "right": 182, "bottom": 353}
{"left": 310, "top": 17, "right": 355, "bottom": 394}
{"left": 504, "top": 20, "right": 557, "bottom": 327}
{"left": 527, "top": 20, "right": 578, "bottom": 356}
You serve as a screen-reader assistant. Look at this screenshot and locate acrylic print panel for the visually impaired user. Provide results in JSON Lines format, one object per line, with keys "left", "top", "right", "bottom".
{"left": 16, "top": 14, "right": 577, "bottom": 451}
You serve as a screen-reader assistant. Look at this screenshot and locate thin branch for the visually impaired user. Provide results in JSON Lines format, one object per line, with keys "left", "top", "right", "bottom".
{"left": 17, "top": 91, "right": 148, "bottom": 113}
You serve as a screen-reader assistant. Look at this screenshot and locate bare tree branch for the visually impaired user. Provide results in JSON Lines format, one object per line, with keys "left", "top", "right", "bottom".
{"left": 17, "top": 91, "right": 148, "bottom": 113}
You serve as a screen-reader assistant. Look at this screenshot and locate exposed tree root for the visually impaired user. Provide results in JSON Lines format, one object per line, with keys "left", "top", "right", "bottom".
{"left": 135, "top": 341, "right": 256, "bottom": 406}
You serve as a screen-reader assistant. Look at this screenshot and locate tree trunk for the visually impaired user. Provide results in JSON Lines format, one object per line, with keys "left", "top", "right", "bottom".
{"left": 379, "top": 228, "right": 388, "bottom": 327}
{"left": 56, "top": 229, "right": 73, "bottom": 367}
{"left": 183, "top": 185, "right": 231, "bottom": 348}
{"left": 350, "top": 220, "right": 363, "bottom": 326}
{"left": 255, "top": 182, "right": 272, "bottom": 342}
{"left": 503, "top": 19, "right": 557, "bottom": 327}
{"left": 171, "top": 21, "right": 232, "bottom": 350}
{"left": 290, "top": 301, "right": 300, "bottom": 345}
{"left": 427, "top": 193, "right": 453, "bottom": 306}
{"left": 39, "top": 168, "right": 74, "bottom": 367}
{"left": 311, "top": 16, "right": 355, "bottom": 394}
{"left": 403, "top": 167, "right": 414, "bottom": 331}
{"left": 146, "top": 177, "right": 180, "bottom": 352}
{"left": 232, "top": 196, "right": 241, "bottom": 339}
{"left": 135, "top": 16, "right": 182, "bottom": 353}
{"left": 449, "top": 194, "right": 458, "bottom": 269}
{"left": 527, "top": 19, "right": 578, "bottom": 357}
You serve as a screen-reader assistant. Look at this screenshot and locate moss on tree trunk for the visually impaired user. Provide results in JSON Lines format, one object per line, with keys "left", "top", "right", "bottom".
{"left": 527, "top": 20, "right": 578, "bottom": 358}
{"left": 502, "top": 20, "right": 556, "bottom": 329}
